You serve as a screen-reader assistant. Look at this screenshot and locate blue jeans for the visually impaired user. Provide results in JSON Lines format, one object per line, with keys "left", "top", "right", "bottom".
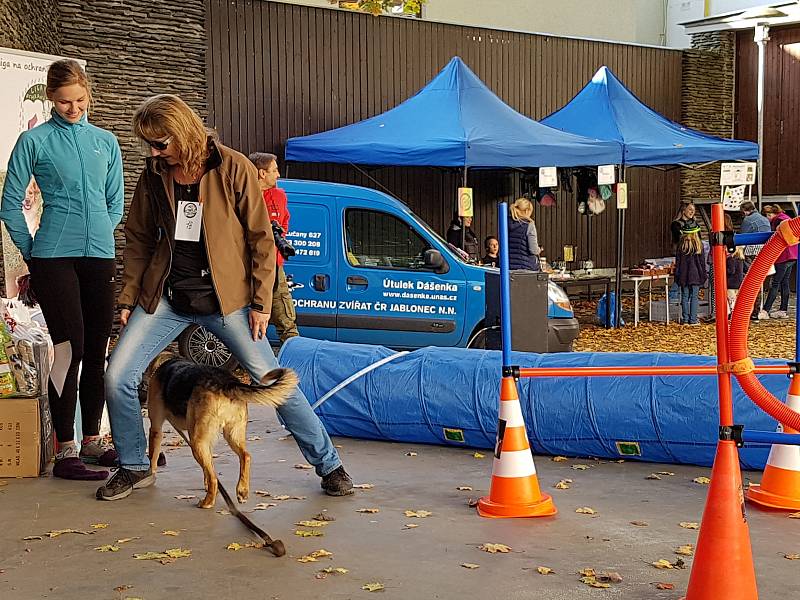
{"left": 764, "top": 260, "right": 796, "bottom": 313}
{"left": 105, "top": 298, "right": 342, "bottom": 476}
{"left": 680, "top": 285, "right": 699, "bottom": 324}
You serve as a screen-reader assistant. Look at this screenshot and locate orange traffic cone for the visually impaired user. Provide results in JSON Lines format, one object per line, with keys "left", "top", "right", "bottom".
{"left": 477, "top": 377, "right": 556, "bottom": 518}
{"left": 747, "top": 374, "right": 800, "bottom": 510}
{"left": 685, "top": 440, "right": 757, "bottom": 600}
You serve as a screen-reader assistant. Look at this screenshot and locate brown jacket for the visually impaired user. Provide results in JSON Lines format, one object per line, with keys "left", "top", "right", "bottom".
{"left": 119, "top": 141, "right": 276, "bottom": 316}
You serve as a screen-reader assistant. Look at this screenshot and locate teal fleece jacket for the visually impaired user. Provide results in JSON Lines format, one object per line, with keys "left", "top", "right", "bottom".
{"left": 0, "top": 109, "right": 124, "bottom": 261}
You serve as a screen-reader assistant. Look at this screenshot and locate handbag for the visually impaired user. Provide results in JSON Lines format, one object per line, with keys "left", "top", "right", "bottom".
{"left": 166, "top": 277, "right": 219, "bottom": 315}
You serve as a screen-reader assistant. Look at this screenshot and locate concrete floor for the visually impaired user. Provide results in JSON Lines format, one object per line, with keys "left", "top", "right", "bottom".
{"left": 2, "top": 407, "right": 800, "bottom": 600}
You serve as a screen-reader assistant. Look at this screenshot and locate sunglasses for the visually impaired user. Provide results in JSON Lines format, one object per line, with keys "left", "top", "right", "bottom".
{"left": 145, "top": 137, "right": 172, "bottom": 151}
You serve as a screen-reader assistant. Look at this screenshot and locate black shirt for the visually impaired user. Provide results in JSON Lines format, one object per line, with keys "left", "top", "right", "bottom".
{"left": 168, "top": 181, "right": 211, "bottom": 283}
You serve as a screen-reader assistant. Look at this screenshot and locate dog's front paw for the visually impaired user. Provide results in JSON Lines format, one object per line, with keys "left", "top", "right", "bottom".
{"left": 237, "top": 487, "right": 249, "bottom": 504}
{"left": 197, "top": 497, "right": 215, "bottom": 509}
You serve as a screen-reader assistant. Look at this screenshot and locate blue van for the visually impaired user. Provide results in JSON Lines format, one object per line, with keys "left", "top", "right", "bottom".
{"left": 177, "top": 179, "right": 579, "bottom": 367}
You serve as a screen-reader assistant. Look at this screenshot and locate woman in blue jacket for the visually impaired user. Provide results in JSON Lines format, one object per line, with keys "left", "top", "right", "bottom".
{"left": 0, "top": 60, "right": 123, "bottom": 480}
{"left": 507, "top": 197, "right": 540, "bottom": 271}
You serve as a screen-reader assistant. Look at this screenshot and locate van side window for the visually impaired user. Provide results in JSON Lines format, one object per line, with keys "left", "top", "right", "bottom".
{"left": 345, "top": 209, "right": 431, "bottom": 270}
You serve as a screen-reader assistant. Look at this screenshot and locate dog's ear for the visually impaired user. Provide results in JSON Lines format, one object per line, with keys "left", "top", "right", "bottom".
{"left": 259, "top": 368, "right": 286, "bottom": 386}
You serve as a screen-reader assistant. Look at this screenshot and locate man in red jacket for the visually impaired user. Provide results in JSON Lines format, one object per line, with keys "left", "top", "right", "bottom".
{"left": 249, "top": 152, "right": 299, "bottom": 343}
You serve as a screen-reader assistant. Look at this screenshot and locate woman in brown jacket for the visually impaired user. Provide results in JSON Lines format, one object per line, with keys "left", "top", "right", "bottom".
{"left": 96, "top": 94, "right": 352, "bottom": 501}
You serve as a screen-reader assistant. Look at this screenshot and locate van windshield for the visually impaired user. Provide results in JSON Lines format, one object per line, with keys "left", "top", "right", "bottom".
{"left": 405, "top": 208, "right": 474, "bottom": 265}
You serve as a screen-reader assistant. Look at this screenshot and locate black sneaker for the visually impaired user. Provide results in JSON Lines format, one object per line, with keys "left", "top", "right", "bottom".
{"left": 321, "top": 466, "right": 354, "bottom": 496}
{"left": 96, "top": 467, "right": 155, "bottom": 501}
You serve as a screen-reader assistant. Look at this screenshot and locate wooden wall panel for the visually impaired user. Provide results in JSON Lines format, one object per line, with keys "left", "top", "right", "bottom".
{"left": 206, "top": 0, "right": 683, "bottom": 267}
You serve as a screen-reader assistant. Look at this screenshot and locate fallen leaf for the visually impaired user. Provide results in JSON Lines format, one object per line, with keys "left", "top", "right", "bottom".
{"left": 216, "top": 509, "right": 231, "bottom": 516}
{"left": 652, "top": 559, "right": 675, "bottom": 569}
{"left": 537, "top": 566, "right": 554, "bottom": 575}
{"left": 313, "top": 513, "right": 336, "bottom": 522}
{"left": 597, "top": 572, "right": 623, "bottom": 584}
{"left": 480, "top": 543, "right": 511, "bottom": 553}
{"left": 226, "top": 542, "right": 244, "bottom": 551}
{"left": 353, "top": 483, "right": 374, "bottom": 489}
{"left": 272, "top": 495, "right": 306, "bottom": 501}
{"left": 788, "top": 512, "right": 800, "bottom": 519}
{"left": 675, "top": 544, "right": 694, "bottom": 556}
{"left": 116, "top": 537, "right": 140, "bottom": 544}
{"left": 646, "top": 473, "right": 662, "bottom": 480}
{"left": 785, "top": 553, "right": 800, "bottom": 560}
{"left": 472, "top": 452, "right": 485, "bottom": 459}
{"left": 679, "top": 522, "right": 700, "bottom": 530}
{"left": 297, "top": 549, "right": 334, "bottom": 562}
{"left": 552, "top": 456, "right": 568, "bottom": 462}
{"left": 45, "top": 529, "right": 94, "bottom": 538}
{"left": 174, "top": 495, "right": 196, "bottom": 500}
{"left": 319, "top": 566, "right": 349, "bottom": 574}
{"left": 571, "top": 464, "right": 590, "bottom": 470}
{"left": 295, "top": 520, "right": 329, "bottom": 528}
{"left": 461, "top": 563, "right": 480, "bottom": 569}
{"left": 403, "top": 523, "right": 419, "bottom": 529}
{"left": 247, "top": 435, "right": 261, "bottom": 441}
{"left": 578, "top": 568, "right": 596, "bottom": 577}
{"left": 656, "top": 471, "right": 676, "bottom": 476}
{"left": 22, "top": 536, "right": 43, "bottom": 541}
{"left": 277, "top": 435, "right": 291, "bottom": 441}
{"left": 630, "top": 521, "right": 649, "bottom": 527}
{"left": 654, "top": 582, "right": 675, "bottom": 590}
{"left": 295, "top": 529, "right": 324, "bottom": 537}
{"left": 356, "top": 508, "right": 380, "bottom": 514}
{"left": 580, "top": 577, "right": 610, "bottom": 589}
{"left": 91, "top": 523, "right": 110, "bottom": 529}
{"left": 693, "top": 477, "right": 711, "bottom": 485}
{"left": 254, "top": 490, "right": 271, "bottom": 497}
{"left": 133, "top": 551, "right": 169, "bottom": 561}
{"left": 456, "top": 486, "right": 473, "bottom": 491}
{"left": 113, "top": 586, "right": 133, "bottom": 594}
{"left": 361, "top": 582, "right": 385, "bottom": 592}
{"left": 554, "top": 479, "right": 572, "bottom": 489}
{"left": 253, "top": 503, "right": 277, "bottom": 510}
{"left": 94, "top": 545, "right": 120, "bottom": 552}
{"left": 404, "top": 510, "right": 432, "bottom": 518}
{"left": 294, "top": 464, "right": 313, "bottom": 470}
{"left": 164, "top": 548, "right": 191, "bottom": 558}
{"left": 576, "top": 507, "right": 597, "bottom": 515}
{"left": 405, "top": 452, "right": 418, "bottom": 457}
{"left": 161, "top": 530, "right": 180, "bottom": 536}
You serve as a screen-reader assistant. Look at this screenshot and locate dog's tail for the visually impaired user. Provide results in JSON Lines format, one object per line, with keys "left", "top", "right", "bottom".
{"left": 232, "top": 368, "right": 299, "bottom": 407}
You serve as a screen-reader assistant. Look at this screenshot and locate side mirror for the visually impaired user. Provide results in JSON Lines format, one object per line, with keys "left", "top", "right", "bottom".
{"left": 424, "top": 249, "right": 449, "bottom": 274}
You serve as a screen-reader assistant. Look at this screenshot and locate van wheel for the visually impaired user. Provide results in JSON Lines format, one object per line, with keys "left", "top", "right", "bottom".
{"left": 177, "top": 324, "right": 239, "bottom": 371}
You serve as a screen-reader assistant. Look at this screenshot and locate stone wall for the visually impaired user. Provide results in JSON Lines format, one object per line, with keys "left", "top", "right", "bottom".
{"left": 681, "top": 31, "right": 736, "bottom": 203}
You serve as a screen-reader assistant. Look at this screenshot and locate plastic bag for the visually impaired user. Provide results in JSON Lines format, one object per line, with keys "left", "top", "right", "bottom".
{"left": 597, "top": 292, "right": 624, "bottom": 327}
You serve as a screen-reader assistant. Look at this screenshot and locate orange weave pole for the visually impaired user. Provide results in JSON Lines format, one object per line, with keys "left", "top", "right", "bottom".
{"left": 517, "top": 366, "right": 789, "bottom": 378}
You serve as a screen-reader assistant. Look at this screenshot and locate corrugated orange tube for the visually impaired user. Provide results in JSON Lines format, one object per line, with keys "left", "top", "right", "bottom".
{"left": 730, "top": 216, "right": 800, "bottom": 431}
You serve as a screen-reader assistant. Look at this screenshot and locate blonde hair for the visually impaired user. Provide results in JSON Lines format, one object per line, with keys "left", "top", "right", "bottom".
{"left": 132, "top": 94, "right": 209, "bottom": 175}
{"left": 732, "top": 246, "right": 745, "bottom": 260}
{"left": 46, "top": 59, "right": 92, "bottom": 104}
{"left": 510, "top": 197, "right": 534, "bottom": 222}
{"left": 680, "top": 231, "right": 703, "bottom": 255}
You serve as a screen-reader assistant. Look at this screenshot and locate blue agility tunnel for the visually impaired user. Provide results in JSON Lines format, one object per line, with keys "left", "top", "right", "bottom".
{"left": 278, "top": 337, "right": 789, "bottom": 470}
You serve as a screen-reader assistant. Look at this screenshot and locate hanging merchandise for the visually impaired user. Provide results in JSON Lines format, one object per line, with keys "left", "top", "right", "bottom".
{"left": 539, "top": 191, "right": 556, "bottom": 207}
{"left": 599, "top": 184, "right": 613, "bottom": 201}
{"left": 575, "top": 168, "right": 598, "bottom": 216}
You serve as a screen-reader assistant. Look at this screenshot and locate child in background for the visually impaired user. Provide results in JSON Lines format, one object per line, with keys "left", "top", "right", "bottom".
{"left": 675, "top": 220, "right": 708, "bottom": 325}
{"left": 482, "top": 236, "right": 499, "bottom": 267}
{"left": 726, "top": 246, "right": 745, "bottom": 315}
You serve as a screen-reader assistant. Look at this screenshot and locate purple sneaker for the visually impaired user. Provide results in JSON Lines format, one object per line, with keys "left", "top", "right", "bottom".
{"left": 53, "top": 457, "right": 108, "bottom": 480}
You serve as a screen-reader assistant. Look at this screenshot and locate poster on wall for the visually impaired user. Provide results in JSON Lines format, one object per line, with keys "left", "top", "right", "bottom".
{"left": 0, "top": 47, "right": 86, "bottom": 296}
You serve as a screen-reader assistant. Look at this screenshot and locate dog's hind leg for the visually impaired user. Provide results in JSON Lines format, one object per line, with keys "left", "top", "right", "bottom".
{"left": 189, "top": 413, "right": 218, "bottom": 509}
{"left": 222, "top": 407, "right": 251, "bottom": 503}
{"left": 147, "top": 377, "right": 166, "bottom": 475}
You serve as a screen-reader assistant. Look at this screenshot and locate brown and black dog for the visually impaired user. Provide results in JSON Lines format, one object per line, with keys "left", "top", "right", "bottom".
{"left": 147, "top": 357, "right": 299, "bottom": 509}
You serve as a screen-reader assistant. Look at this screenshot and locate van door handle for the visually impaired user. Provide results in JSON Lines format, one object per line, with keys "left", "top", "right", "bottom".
{"left": 313, "top": 274, "right": 329, "bottom": 291}
{"left": 347, "top": 275, "right": 368, "bottom": 285}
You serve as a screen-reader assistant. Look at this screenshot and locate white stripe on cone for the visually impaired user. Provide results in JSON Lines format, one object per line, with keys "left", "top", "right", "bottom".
{"left": 498, "top": 400, "right": 525, "bottom": 428}
{"left": 492, "top": 448, "right": 537, "bottom": 478}
{"left": 764, "top": 393, "right": 800, "bottom": 471}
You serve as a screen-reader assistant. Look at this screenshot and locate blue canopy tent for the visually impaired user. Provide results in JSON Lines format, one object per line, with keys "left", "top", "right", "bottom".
{"left": 542, "top": 66, "right": 758, "bottom": 326}
{"left": 285, "top": 57, "right": 622, "bottom": 169}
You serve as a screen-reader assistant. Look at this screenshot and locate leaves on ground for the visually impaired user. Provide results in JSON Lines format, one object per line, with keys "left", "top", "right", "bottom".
{"left": 161, "top": 530, "right": 179, "bottom": 536}
{"left": 537, "top": 566, "right": 554, "bottom": 575}
{"left": 578, "top": 568, "right": 622, "bottom": 588}
{"left": 294, "top": 464, "right": 312, "bottom": 470}
{"left": 552, "top": 456, "right": 568, "bottom": 462}
{"left": 116, "top": 538, "right": 139, "bottom": 544}
{"left": 174, "top": 495, "right": 196, "bottom": 500}
{"left": 403, "top": 524, "right": 419, "bottom": 529}
{"left": 693, "top": 477, "right": 711, "bottom": 485}
{"left": 297, "top": 549, "right": 333, "bottom": 562}
{"left": 656, "top": 471, "right": 676, "bottom": 476}
{"left": 646, "top": 474, "right": 662, "bottom": 480}
{"left": 652, "top": 557, "right": 686, "bottom": 570}
{"left": 94, "top": 545, "right": 120, "bottom": 552}
{"left": 272, "top": 495, "right": 306, "bottom": 501}
{"left": 461, "top": 563, "right": 480, "bottom": 569}
{"left": 295, "top": 529, "right": 324, "bottom": 537}
{"left": 254, "top": 490, "right": 271, "bottom": 497}
{"left": 554, "top": 479, "right": 572, "bottom": 489}
{"left": 472, "top": 452, "right": 485, "bottom": 459}
{"left": 216, "top": 509, "right": 231, "bottom": 516}
{"left": 466, "top": 498, "right": 479, "bottom": 508}
{"left": 353, "top": 483, "right": 375, "bottom": 489}
{"left": 654, "top": 582, "right": 675, "bottom": 590}
{"left": 91, "top": 523, "right": 109, "bottom": 529}
{"left": 480, "top": 543, "right": 511, "bottom": 553}
{"left": 133, "top": 548, "right": 191, "bottom": 563}
{"left": 784, "top": 553, "right": 800, "bottom": 560}
{"left": 405, "top": 452, "right": 417, "bottom": 457}
{"left": 356, "top": 508, "right": 380, "bottom": 514}
{"left": 679, "top": 522, "right": 700, "bottom": 530}
{"left": 44, "top": 529, "right": 95, "bottom": 538}
{"left": 788, "top": 512, "right": 800, "bottom": 519}
{"left": 313, "top": 513, "right": 336, "bottom": 522}
{"left": 22, "top": 536, "right": 43, "bottom": 541}
{"left": 630, "top": 521, "right": 649, "bottom": 527}
{"left": 295, "top": 520, "right": 329, "bottom": 528}
{"left": 318, "top": 566, "right": 349, "bottom": 575}
{"left": 253, "top": 503, "right": 277, "bottom": 510}
{"left": 571, "top": 464, "right": 590, "bottom": 471}
{"left": 247, "top": 435, "right": 261, "bottom": 441}
{"left": 456, "top": 486, "right": 473, "bottom": 491}
{"left": 404, "top": 510, "right": 432, "bottom": 518}
{"left": 226, "top": 541, "right": 262, "bottom": 551}
{"left": 674, "top": 545, "right": 694, "bottom": 556}
{"left": 576, "top": 507, "right": 597, "bottom": 515}
{"left": 361, "top": 582, "right": 385, "bottom": 592}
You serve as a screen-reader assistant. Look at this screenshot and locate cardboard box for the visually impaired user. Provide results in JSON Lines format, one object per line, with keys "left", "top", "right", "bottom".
{"left": 0, "top": 395, "right": 54, "bottom": 477}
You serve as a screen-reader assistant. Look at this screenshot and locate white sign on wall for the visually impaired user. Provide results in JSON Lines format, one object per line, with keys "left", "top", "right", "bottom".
{"left": 720, "top": 162, "right": 757, "bottom": 186}
{"left": 0, "top": 48, "right": 86, "bottom": 294}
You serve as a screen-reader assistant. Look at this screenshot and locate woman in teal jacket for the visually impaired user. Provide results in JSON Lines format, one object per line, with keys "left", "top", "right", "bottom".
{"left": 0, "top": 59, "right": 124, "bottom": 480}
